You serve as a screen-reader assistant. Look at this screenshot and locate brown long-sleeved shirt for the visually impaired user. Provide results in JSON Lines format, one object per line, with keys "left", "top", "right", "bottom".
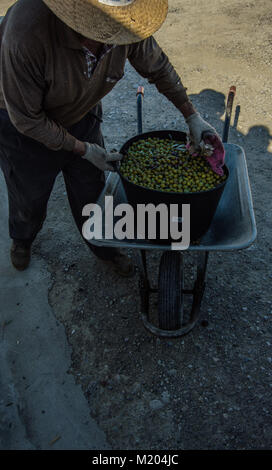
{"left": 0, "top": 0, "right": 189, "bottom": 152}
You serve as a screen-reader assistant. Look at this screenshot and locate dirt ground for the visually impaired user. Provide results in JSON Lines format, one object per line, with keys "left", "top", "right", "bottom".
{"left": 1, "top": 0, "right": 272, "bottom": 450}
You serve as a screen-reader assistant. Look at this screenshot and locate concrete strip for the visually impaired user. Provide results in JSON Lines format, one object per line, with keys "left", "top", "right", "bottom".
{"left": 0, "top": 173, "right": 110, "bottom": 450}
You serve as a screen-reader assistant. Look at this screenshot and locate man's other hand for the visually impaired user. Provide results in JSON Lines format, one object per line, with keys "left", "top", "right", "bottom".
{"left": 82, "top": 142, "right": 123, "bottom": 172}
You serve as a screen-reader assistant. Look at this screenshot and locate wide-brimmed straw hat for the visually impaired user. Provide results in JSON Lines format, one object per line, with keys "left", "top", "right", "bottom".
{"left": 43, "top": 0, "right": 168, "bottom": 45}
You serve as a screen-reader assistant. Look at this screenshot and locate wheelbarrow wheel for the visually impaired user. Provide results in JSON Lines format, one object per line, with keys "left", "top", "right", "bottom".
{"left": 158, "top": 252, "right": 184, "bottom": 330}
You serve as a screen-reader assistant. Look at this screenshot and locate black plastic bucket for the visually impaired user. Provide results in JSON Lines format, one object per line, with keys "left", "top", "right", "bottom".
{"left": 117, "top": 130, "right": 228, "bottom": 243}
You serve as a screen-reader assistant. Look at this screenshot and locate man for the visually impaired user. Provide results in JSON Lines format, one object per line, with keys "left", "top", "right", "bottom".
{"left": 0, "top": 0, "right": 220, "bottom": 275}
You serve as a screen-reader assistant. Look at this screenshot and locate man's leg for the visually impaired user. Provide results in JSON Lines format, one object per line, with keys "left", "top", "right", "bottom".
{"left": 2, "top": 164, "right": 52, "bottom": 247}
{"left": 63, "top": 154, "right": 134, "bottom": 276}
{"left": 0, "top": 155, "right": 57, "bottom": 269}
{"left": 0, "top": 112, "right": 60, "bottom": 268}
{"left": 62, "top": 106, "right": 134, "bottom": 275}
{"left": 62, "top": 151, "right": 120, "bottom": 261}
{"left": 62, "top": 104, "right": 120, "bottom": 260}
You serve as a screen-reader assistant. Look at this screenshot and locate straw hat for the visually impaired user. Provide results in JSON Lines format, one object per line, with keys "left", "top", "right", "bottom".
{"left": 43, "top": 0, "right": 168, "bottom": 45}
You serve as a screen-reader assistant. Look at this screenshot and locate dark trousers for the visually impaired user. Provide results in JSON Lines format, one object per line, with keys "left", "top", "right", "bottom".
{"left": 0, "top": 104, "right": 118, "bottom": 260}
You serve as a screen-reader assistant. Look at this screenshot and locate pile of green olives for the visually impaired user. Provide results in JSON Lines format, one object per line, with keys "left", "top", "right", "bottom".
{"left": 120, "top": 137, "right": 226, "bottom": 193}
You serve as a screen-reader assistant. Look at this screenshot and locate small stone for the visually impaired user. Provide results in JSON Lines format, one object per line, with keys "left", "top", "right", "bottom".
{"left": 149, "top": 399, "right": 164, "bottom": 411}
{"left": 161, "top": 391, "right": 170, "bottom": 404}
{"left": 132, "top": 382, "right": 141, "bottom": 393}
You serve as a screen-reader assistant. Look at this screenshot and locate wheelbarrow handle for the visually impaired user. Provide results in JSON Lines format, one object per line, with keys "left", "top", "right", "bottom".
{"left": 112, "top": 87, "right": 144, "bottom": 173}
{"left": 222, "top": 86, "right": 236, "bottom": 143}
{"left": 136, "top": 86, "right": 144, "bottom": 135}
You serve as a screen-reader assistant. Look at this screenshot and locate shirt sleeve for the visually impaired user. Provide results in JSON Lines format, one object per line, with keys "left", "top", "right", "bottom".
{"left": 127, "top": 36, "right": 189, "bottom": 109}
{"left": 0, "top": 42, "right": 76, "bottom": 152}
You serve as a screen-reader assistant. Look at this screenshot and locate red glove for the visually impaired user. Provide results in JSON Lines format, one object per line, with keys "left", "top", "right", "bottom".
{"left": 202, "top": 132, "right": 225, "bottom": 176}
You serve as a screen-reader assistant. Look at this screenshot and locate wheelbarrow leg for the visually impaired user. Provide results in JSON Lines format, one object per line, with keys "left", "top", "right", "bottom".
{"left": 136, "top": 249, "right": 150, "bottom": 315}
{"left": 181, "top": 251, "right": 209, "bottom": 334}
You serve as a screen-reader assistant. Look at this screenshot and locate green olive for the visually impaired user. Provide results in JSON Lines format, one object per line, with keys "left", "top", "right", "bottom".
{"left": 120, "top": 137, "right": 226, "bottom": 193}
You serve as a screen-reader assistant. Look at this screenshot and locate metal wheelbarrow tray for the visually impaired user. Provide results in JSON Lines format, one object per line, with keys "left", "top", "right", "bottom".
{"left": 90, "top": 87, "right": 257, "bottom": 338}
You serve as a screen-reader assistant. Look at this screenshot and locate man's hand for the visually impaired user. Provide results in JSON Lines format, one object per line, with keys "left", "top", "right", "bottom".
{"left": 73, "top": 139, "right": 86, "bottom": 156}
{"left": 186, "top": 112, "right": 219, "bottom": 153}
{"left": 82, "top": 142, "right": 123, "bottom": 172}
{"left": 185, "top": 113, "right": 225, "bottom": 175}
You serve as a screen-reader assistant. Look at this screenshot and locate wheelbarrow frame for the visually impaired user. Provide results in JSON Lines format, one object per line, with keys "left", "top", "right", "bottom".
{"left": 137, "top": 249, "right": 209, "bottom": 337}
{"left": 90, "top": 86, "right": 257, "bottom": 338}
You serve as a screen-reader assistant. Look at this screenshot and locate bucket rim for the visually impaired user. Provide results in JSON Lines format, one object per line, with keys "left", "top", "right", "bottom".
{"left": 117, "top": 129, "right": 229, "bottom": 197}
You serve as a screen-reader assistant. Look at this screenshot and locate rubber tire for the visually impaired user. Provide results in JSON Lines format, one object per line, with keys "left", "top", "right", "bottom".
{"left": 158, "top": 252, "right": 184, "bottom": 330}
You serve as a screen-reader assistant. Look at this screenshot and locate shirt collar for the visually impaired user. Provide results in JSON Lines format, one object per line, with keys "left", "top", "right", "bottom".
{"left": 83, "top": 43, "right": 116, "bottom": 61}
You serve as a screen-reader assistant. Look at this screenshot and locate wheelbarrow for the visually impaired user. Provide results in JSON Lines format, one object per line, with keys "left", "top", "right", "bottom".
{"left": 90, "top": 86, "right": 257, "bottom": 338}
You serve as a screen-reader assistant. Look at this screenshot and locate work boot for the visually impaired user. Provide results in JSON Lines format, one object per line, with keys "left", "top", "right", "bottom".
{"left": 103, "top": 252, "right": 135, "bottom": 278}
{"left": 10, "top": 241, "right": 31, "bottom": 271}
